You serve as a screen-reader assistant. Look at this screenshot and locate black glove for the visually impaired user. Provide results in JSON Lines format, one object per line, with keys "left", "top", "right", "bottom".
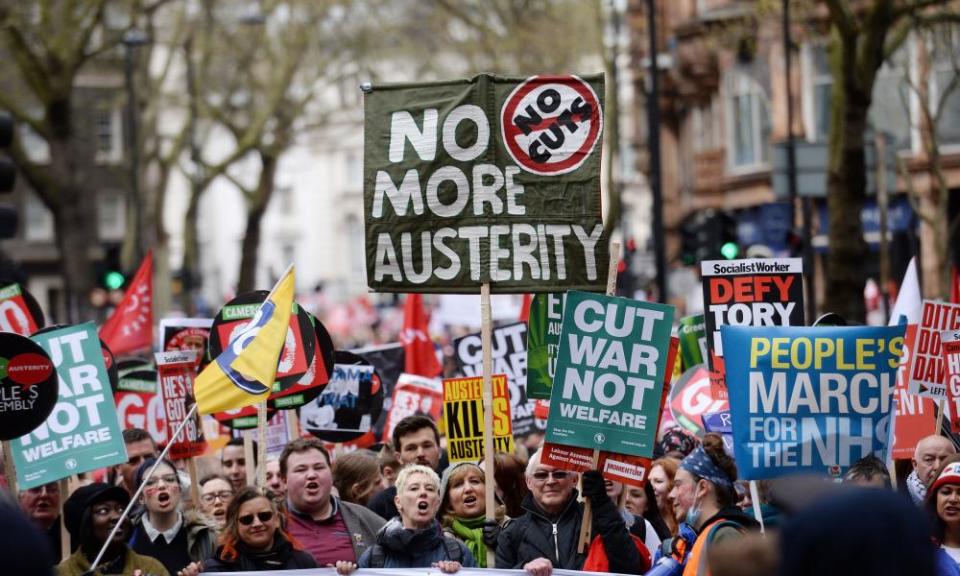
{"left": 482, "top": 519, "right": 500, "bottom": 548}
{"left": 581, "top": 470, "right": 607, "bottom": 500}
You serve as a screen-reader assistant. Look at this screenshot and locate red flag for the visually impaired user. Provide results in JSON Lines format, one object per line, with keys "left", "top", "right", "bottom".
{"left": 952, "top": 265, "right": 959, "bottom": 304}
{"left": 400, "top": 294, "right": 441, "bottom": 377}
{"left": 100, "top": 250, "right": 153, "bottom": 355}
{"left": 519, "top": 294, "right": 532, "bottom": 322}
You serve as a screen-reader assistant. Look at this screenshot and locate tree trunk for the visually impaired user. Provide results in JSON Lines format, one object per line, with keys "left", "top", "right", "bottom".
{"left": 236, "top": 153, "right": 278, "bottom": 293}
{"left": 47, "top": 96, "right": 97, "bottom": 323}
{"left": 824, "top": 33, "right": 869, "bottom": 323}
{"left": 181, "top": 189, "right": 202, "bottom": 315}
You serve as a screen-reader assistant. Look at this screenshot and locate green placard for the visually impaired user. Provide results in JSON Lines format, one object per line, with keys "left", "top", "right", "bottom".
{"left": 545, "top": 291, "right": 674, "bottom": 456}
{"left": 364, "top": 74, "right": 610, "bottom": 293}
{"left": 12, "top": 323, "right": 128, "bottom": 489}
{"left": 527, "top": 293, "right": 565, "bottom": 399}
{"left": 678, "top": 314, "right": 706, "bottom": 370}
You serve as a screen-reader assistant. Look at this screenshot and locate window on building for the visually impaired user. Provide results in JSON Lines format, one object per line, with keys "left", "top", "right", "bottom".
{"left": 97, "top": 191, "right": 126, "bottom": 241}
{"left": 724, "top": 69, "right": 771, "bottom": 170}
{"left": 94, "top": 107, "right": 123, "bottom": 164}
{"left": 930, "top": 25, "right": 960, "bottom": 147}
{"left": 24, "top": 192, "right": 54, "bottom": 242}
{"left": 871, "top": 45, "right": 912, "bottom": 151}
{"left": 804, "top": 44, "right": 833, "bottom": 143}
{"left": 692, "top": 97, "right": 721, "bottom": 152}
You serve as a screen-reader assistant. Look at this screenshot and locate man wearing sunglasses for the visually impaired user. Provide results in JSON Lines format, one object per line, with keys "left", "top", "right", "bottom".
{"left": 496, "top": 450, "right": 643, "bottom": 576}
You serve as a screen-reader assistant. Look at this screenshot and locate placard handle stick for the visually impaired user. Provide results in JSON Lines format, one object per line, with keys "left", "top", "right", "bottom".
{"left": 937, "top": 397, "right": 947, "bottom": 435}
{"left": 244, "top": 430, "right": 256, "bottom": 487}
{"left": 257, "top": 401, "right": 268, "bottom": 489}
{"left": 90, "top": 403, "right": 199, "bottom": 574}
{"left": 480, "top": 282, "right": 497, "bottom": 569}
{"left": 2, "top": 441, "right": 18, "bottom": 494}
{"left": 187, "top": 457, "right": 201, "bottom": 509}
{"left": 285, "top": 409, "right": 300, "bottom": 442}
{"left": 59, "top": 478, "right": 70, "bottom": 560}
{"left": 578, "top": 241, "right": 620, "bottom": 554}
{"left": 749, "top": 480, "right": 766, "bottom": 535}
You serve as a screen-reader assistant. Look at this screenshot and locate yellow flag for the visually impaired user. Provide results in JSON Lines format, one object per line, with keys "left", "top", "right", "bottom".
{"left": 194, "top": 266, "right": 295, "bottom": 414}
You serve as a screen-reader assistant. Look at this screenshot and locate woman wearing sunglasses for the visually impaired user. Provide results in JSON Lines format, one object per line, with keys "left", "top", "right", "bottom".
{"left": 198, "top": 487, "right": 317, "bottom": 572}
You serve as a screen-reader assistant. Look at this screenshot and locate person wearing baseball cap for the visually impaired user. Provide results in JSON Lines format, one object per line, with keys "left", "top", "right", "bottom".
{"left": 926, "top": 455, "right": 960, "bottom": 576}
{"left": 57, "top": 482, "right": 169, "bottom": 576}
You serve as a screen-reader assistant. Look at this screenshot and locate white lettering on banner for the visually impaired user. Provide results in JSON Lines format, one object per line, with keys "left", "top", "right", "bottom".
{"left": 748, "top": 371, "right": 894, "bottom": 415}
{"left": 708, "top": 302, "right": 795, "bottom": 356}
{"left": 745, "top": 416, "right": 884, "bottom": 468}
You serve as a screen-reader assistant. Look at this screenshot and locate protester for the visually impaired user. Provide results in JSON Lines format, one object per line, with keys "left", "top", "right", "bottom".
{"left": 221, "top": 439, "right": 253, "bottom": 492}
{"left": 658, "top": 433, "right": 758, "bottom": 575}
{"left": 658, "top": 428, "right": 700, "bottom": 460}
{"left": 780, "top": 487, "right": 936, "bottom": 576}
{"left": 493, "top": 451, "right": 530, "bottom": 519}
{"left": 58, "top": 483, "right": 169, "bottom": 576}
{"left": 264, "top": 458, "right": 286, "bottom": 502}
{"left": 911, "top": 435, "right": 957, "bottom": 505}
{"left": 605, "top": 479, "right": 661, "bottom": 557}
{"left": 19, "top": 482, "right": 63, "bottom": 563}
{"left": 650, "top": 457, "right": 680, "bottom": 535}
{"left": 129, "top": 458, "right": 216, "bottom": 576}
{"left": 925, "top": 456, "right": 960, "bottom": 575}
{"left": 337, "top": 464, "right": 474, "bottom": 573}
{"left": 333, "top": 450, "right": 384, "bottom": 506}
{"left": 193, "top": 487, "right": 316, "bottom": 572}
{"left": 280, "top": 437, "right": 385, "bottom": 566}
{"left": 0, "top": 496, "right": 55, "bottom": 576}
{"left": 368, "top": 415, "right": 443, "bottom": 519}
{"left": 114, "top": 428, "right": 159, "bottom": 496}
{"left": 377, "top": 445, "right": 401, "bottom": 489}
{"left": 496, "top": 450, "right": 646, "bottom": 575}
{"left": 198, "top": 475, "right": 235, "bottom": 530}
{"left": 843, "top": 455, "right": 892, "bottom": 489}
{"left": 439, "top": 462, "right": 502, "bottom": 568}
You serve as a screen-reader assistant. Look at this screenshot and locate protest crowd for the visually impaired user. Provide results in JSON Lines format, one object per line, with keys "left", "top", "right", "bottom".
{"left": 2, "top": 74, "right": 960, "bottom": 576}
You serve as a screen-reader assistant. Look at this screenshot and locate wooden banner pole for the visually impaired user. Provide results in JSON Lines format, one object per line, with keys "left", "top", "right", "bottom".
{"left": 59, "top": 478, "right": 70, "bottom": 560}
{"left": 256, "top": 401, "right": 268, "bottom": 489}
{"left": 285, "top": 409, "right": 300, "bottom": 442}
{"left": 938, "top": 397, "right": 947, "bottom": 435}
{"left": 578, "top": 241, "right": 620, "bottom": 553}
{"left": 187, "top": 457, "right": 201, "bottom": 509}
{"left": 243, "top": 432, "right": 256, "bottom": 488}
{"left": 2, "top": 441, "right": 18, "bottom": 494}
{"left": 480, "top": 282, "right": 497, "bottom": 569}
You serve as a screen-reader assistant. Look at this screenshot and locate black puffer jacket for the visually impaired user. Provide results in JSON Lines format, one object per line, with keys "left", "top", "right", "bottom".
{"left": 201, "top": 537, "right": 317, "bottom": 572}
{"left": 496, "top": 482, "right": 643, "bottom": 574}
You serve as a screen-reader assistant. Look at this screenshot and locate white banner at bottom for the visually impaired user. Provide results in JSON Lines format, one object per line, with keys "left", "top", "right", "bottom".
{"left": 209, "top": 569, "right": 632, "bottom": 576}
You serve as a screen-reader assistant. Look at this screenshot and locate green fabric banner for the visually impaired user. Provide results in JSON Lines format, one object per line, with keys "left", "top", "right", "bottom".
{"left": 364, "top": 74, "right": 609, "bottom": 293}
{"left": 526, "top": 293, "right": 565, "bottom": 399}
{"left": 545, "top": 291, "right": 674, "bottom": 456}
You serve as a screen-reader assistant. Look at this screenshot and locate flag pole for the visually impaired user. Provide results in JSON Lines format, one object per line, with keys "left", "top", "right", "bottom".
{"left": 480, "top": 282, "right": 496, "bottom": 569}
{"left": 90, "top": 403, "right": 200, "bottom": 574}
{"left": 257, "top": 401, "right": 268, "bottom": 489}
{"left": 2, "top": 441, "right": 18, "bottom": 493}
{"left": 578, "top": 241, "right": 619, "bottom": 553}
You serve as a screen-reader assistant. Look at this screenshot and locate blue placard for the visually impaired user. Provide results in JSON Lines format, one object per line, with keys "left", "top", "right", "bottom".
{"left": 721, "top": 325, "right": 905, "bottom": 480}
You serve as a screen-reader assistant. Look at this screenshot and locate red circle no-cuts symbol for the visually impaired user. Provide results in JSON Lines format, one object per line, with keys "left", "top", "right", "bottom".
{"left": 501, "top": 75, "right": 602, "bottom": 176}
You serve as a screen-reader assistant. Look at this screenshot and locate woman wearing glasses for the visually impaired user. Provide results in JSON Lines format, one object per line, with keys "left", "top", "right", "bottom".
{"left": 58, "top": 483, "right": 169, "bottom": 576}
{"left": 198, "top": 475, "right": 235, "bottom": 529}
{"left": 130, "top": 458, "right": 216, "bottom": 576}
{"left": 199, "top": 487, "right": 317, "bottom": 572}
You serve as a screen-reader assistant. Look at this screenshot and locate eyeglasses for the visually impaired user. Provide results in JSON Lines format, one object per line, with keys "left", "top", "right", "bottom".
{"left": 92, "top": 504, "right": 125, "bottom": 517}
{"left": 200, "top": 491, "right": 234, "bottom": 504}
{"left": 144, "top": 474, "right": 179, "bottom": 487}
{"left": 238, "top": 511, "right": 274, "bottom": 526}
{"left": 531, "top": 470, "right": 571, "bottom": 482}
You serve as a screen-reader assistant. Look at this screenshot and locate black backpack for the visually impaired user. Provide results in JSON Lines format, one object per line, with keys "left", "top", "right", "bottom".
{"left": 367, "top": 537, "right": 463, "bottom": 568}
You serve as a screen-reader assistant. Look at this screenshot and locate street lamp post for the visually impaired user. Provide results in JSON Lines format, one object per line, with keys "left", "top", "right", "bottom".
{"left": 122, "top": 30, "right": 149, "bottom": 266}
{"left": 646, "top": 0, "right": 667, "bottom": 304}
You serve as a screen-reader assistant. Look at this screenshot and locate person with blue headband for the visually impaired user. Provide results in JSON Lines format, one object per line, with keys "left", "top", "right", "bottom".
{"left": 646, "top": 433, "right": 758, "bottom": 576}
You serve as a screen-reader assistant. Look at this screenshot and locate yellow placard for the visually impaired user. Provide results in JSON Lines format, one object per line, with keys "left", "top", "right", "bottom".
{"left": 443, "top": 374, "right": 513, "bottom": 462}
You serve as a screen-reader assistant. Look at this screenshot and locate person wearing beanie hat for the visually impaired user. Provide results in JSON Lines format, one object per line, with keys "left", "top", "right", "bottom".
{"left": 57, "top": 482, "right": 169, "bottom": 576}
{"left": 438, "top": 462, "right": 503, "bottom": 568}
{"left": 128, "top": 458, "right": 215, "bottom": 576}
{"left": 925, "top": 455, "right": 960, "bottom": 575}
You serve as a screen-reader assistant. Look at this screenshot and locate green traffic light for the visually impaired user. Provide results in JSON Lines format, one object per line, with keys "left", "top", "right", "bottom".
{"left": 104, "top": 271, "right": 125, "bottom": 290}
{"left": 720, "top": 242, "right": 739, "bottom": 259}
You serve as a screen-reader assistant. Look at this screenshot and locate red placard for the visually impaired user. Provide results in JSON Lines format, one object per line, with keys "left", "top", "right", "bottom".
{"left": 0, "top": 284, "right": 39, "bottom": 335}
{"left": 156, "top": 350, "right": 206, "bottom": 459}
{"left": 891, "top": 325, "right": 937, "bottom": 459}
{"left": 943, "top": 331, "right": 960, "bottom": 434}
{"left": 384, "top": 373, "right": 443, "bottom": 442}
{"left": 217, "top": 312, "right": 308, "bottom": 385}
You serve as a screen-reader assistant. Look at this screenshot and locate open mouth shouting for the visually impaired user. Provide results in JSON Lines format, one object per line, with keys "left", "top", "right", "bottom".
{"left": 460, "top": 492, "right": 479, "bottom": 513}
{"left": 156, "top": 491, "right": 173, "bottom": 510}
{"left": 304, "top": 480, "right": 321, "bottom": 497}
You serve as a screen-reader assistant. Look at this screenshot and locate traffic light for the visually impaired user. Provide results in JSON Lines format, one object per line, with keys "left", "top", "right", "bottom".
{"left": 0, "top": 112, "right": 18, "bottom": 239}
{"left": 680, "top": 210, "right": 740, "bottom": 264}
{"left": 98, "top": 245, "right": 127, "bottom": 290}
